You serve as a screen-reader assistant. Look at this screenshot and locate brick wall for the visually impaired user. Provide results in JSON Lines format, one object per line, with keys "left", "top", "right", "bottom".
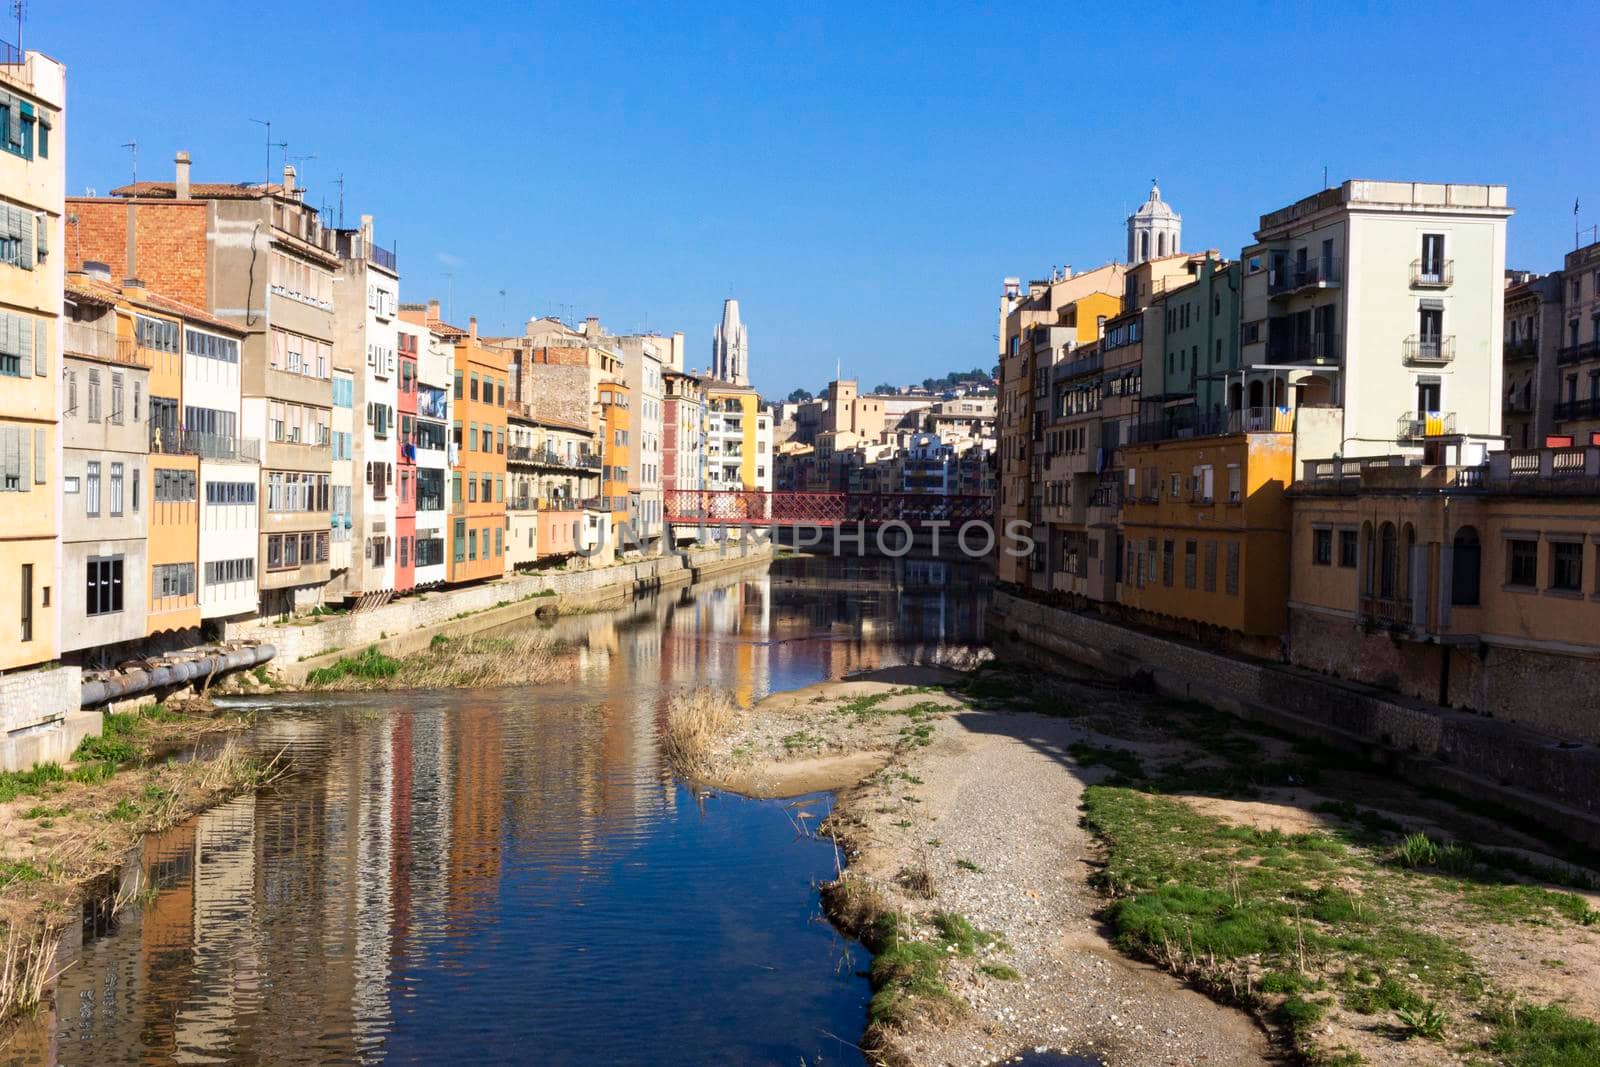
{"left": 992, "top": 591, "right": 1600, "bottom": 847}
{"left": 520, "top": 363, "right": 591, "bottom": 427}
{"left": 68, "top": 200, "right": 209, "bottom": 305}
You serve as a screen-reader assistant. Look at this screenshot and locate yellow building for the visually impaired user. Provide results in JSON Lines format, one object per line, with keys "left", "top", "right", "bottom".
{"left": 705, "top": 382, "right": 771, "bottom": 491}
{"left": 1118, "top": 426, "right": 1294, "bottom": 650}
{"left": 1288, "top": 440, "right": 1600, "bottom": 744}
{"left": 599, "top": 381, "right": 631, "bottom": 527}
{"left": 0, "top": 51, "right": 64, "bottom": 671}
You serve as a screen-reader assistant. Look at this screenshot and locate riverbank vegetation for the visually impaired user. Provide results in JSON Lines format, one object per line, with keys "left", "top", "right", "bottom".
{"left": 302, "top": 632, "right": 572, "bottom": 691}
{"left": 0, "top": 700, "right": 276, "bottom": 1033}
{"left": 663, "top": 689, "right": 742, "bottom": 779}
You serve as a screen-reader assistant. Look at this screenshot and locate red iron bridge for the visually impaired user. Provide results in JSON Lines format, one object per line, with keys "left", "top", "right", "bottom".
{"left": 663, "top": 490, "right": 994, "bottom": 527}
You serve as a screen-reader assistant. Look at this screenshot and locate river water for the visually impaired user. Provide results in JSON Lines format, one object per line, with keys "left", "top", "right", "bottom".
{"left": 7, "top": 555, "right": 990, "bottom": 1067}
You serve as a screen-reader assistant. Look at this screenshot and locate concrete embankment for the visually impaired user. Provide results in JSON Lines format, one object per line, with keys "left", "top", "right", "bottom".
{"left": 988, "top": 590, "right": 1600, "bottom": 851}
{"left": 261, "top": 542, "right": 773, "bottom": 688}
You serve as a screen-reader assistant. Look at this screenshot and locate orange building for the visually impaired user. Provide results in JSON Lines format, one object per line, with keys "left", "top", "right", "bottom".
{"left": 402, "top": 304, "right": 507, "bottom": 582}
{"left": 598, "top": 382, "right": 631, "bottom": 532}
{"left": 1117, "top": 425, "right": 1295, "bottom": 652}
{"left": 136, "top": 290, "right": 202, "bottom": 638}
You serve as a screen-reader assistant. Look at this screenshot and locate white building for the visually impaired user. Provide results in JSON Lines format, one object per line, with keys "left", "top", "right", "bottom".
{"left": 1238, "top": 180, "right": 1511, "bottom": 466}
{"left": 186, "top": 322, "right": 260, "bottom": 621}
{"left": 613, "top": 333, "right": 666, "bottom": 546}
{"left": 754, "top": 407, "right": 773, "bottom": 491}
{"left": 1129, "top": 181, "right": 1182, "bottom": 265}
{"left": 411, "top": 321, "right": 452, "bottom": 587}
{"left": 333, "top": 215, "right": 399, "bottom": 603}
{"left": 330, "top": 369, "right": 354, "bottom": 575}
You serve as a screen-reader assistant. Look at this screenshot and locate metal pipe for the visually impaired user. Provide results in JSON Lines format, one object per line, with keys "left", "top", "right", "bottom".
{"left": 80, "top": 645, "right": 276, "bottom": 708}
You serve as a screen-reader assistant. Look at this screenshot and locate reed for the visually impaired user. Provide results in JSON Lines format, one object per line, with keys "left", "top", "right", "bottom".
{"left": 0, "top": 922, "right": 57, "bottom": 1024}
{"left": 663, "top": 689, "right": 741, "bottom": 778}
{"left": 303, "top": 634, "right": 571, "bottom": 691}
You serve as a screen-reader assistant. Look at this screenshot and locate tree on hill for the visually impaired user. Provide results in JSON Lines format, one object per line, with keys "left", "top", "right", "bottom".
{"left": 785, "top": 388, "right": 813, "bottom": 403}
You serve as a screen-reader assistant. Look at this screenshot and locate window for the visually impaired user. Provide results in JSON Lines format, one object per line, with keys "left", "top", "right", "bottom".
{"left": 153, "top": 563, "right": 196, "bottom": 599}
{"left": 204, "top": 558, "right": 255, "bottom": 585}
{"left": 1420, "top": 233, "right": 1446, "bottom": 281}
{"left": 20, "top": 563, "right": 32, "bottom": 643}
{"left": 1203, "top": 541, "right": 1217, "bottom": 593}
{"left": 1184, "top": 540, "right": 1197, "bottom": 589}
{"left": 1551, "top": 540, "right": 1583, "bottom": 592}
{"left": 470, "top": 373, "right": 479, "bottom": 401}
{"left": 110, "top": 462, "right": 124, "bottom": 516}
{"left": 1507, "top": 538, "right": 1538, "bottom": 588}
{"left": 1451, "top": 527, "right": 1480, "bottom": 606}
{"left": 1226, "top": 464, "right": 1242, "bottom": 504}
{"left": 1225, "top": 542, "right": 1240, "bottom": 596}
{"left": 1313, "top": 527, "right": 1333, "bottom": 566}
{"left": 469, "top": 528, "right": 478, "bottom": 560}
{"left": 85, "top": 555, "right": 124, "bottom": 616}
{"left": 86, "top": 461, "right": 101, "bottom": 516}
{"left": 1338, "top": 529, "right": 1358, "bottom": 569}
{"left": 1162, "top": 539, "right": 1174, "bottom": 587}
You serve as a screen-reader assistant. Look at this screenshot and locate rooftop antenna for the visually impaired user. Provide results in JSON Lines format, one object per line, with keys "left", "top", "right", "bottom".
{"left": 498, "top": 289, "right": 507, "bottom": 333}
{"left": 1323, "top": 165, "right": 1329, "bottom": 189}
{"left": 289, "top": 152, "right": 316, "bottom": 183}
{"left": 333, "top": 173, "right": 345, "bottom": 228}
{"left": 249, "top": 118, "right": 272, "bottom": 185}
{"left": 120, "top": 139, "right": 137, "bottom": 193}
{"left": 13, "top": 1, "right": 22, "bottom": 56}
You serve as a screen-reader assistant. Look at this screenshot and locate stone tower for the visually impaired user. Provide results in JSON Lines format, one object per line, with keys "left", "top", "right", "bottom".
{"left": 711, "top": 298, "right": 749, "bottom": 385}
{"left": 1127, "top": 180, "right": 1181, "bottom": 265}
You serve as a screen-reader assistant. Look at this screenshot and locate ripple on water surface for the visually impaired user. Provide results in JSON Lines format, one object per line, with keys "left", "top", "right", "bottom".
{"left": 8, "top": 556, "right": 990, "bottom": 1066}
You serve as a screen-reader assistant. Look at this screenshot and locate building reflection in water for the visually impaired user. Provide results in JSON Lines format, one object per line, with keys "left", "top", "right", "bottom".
{"left": 10, "top": 556, "right": 987, "bottom": 1066}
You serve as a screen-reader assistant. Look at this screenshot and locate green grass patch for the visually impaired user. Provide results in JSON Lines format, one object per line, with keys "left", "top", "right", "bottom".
{"left": 1487, "top": 1001, "right": 1600, "bottom": 1065}
{"left": 955, "top": 858, "right": 981, "bottom": 873}
{"left": 1068, "top": 742, "right": 1145, "bottom": 779}
{"left": 0, "top": 762, "right": 67, "bottom": 803}
{"left": 305, "top": 645, "right": 401, "bottom": 686}
{"left": 20, "top": 804, "right": 69, "bottom": 820}
{"left": 0, "top": 860, "right": 43, "bottom": 889}
{"left": 978, "top": 963, "right": 1019, "bottom": 980}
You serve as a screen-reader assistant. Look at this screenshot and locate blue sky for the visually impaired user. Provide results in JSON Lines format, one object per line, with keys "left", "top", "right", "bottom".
{"left": 35, "top": 1, "right": 1600, "bottom": 399}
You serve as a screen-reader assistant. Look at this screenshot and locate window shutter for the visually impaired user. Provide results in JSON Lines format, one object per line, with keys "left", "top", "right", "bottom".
{"left": 33, "top": 317, "right": 46, "bottom": 376}
{"left": 17, "top": 212, "right": 31, "bottom": 270}
{"left": 34, "top": 212, "right": 46, "bottom": 260}
{"left": 17, "top": 428, "right": 29, "bottom": 492}
{"left": 33, "top": 427, "right": 44, "bottom": 484}
{"left": 16, "top": 313, "right": 30, "bottom": 378}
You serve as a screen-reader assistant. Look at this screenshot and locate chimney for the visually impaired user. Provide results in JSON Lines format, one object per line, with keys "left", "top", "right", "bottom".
{"left": 468, "top": 316, "right": 478, "bottom": 344}
{"left": 282, "top": 163, "right": 296, "bottom": 196}
{"left": 123, "top": 278, "right": 147, "bottom": 301}
{"left": 427, "top": 298, "right": 441, "bottom": 322}
{"left": 360, "top": 213, "right": 374, "bottom": 254}
{"left": 174, "top": 151, "right": 191, "bottom": 200}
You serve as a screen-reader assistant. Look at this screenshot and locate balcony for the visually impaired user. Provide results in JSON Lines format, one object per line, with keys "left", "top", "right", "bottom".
{"left": 1396, "top": 410, "right": 1456, "bottom": 442}
{"left": 65, "top": 324, "right": 147, "bottom": 367}
{"left": 370, "top": 243, "right": 397, "bottom": 272}
{"left": 1054, "top": 351, "right": 1103, "bottom": 382}
{"left": 1124, "top": 405, "right": 1293, "bottom": 446}
{"left": 151, "top": 428, "right": 262, "bottom": 462}
{"left": 1503, "top": 337, "right": 1539, "bottom": 362}
{"left": 1265, "top": 330, "right": 1342, "bottom": 365}
{"left": 1268, "top": 258, "right": 1341, "bottom": 298}
{"left": 1410, "top": 259, "right": 1453, "bottom": 288}
{"left": 1504, "top": 393, "right": 1536, "bottom": 416}
{"left": 1404, "top": 335, "right": 1455, "bottom": 364}
{"left": 1554, "top": 397, "right": 1600, "bottom": 422}
{"left": 1557, "top": 340, "right": 1600, "bottom": 366}
{"left": 1360, "top": 594, "right": 1413, "bottom": 629}
{"left": 507, "top": 444, "right": 600, "bottom": 470}
{"left": 1488, "top": 446, "right": 1600, "bottom": 491}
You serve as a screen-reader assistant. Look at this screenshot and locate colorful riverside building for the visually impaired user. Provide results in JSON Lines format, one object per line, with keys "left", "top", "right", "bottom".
{"left": 60, "top": 270, "right": 257, "bottom": 660}
{"left": 401, "top": 301, "right": 506, "bottom": 582}
{"left": 411, "top": 320, "right": 453, "bottom": 586}
{"left": 0, "top": 47, "right": 64, "bottom": 675}
{"left": 394, "top": 322, "right": 419, "bottom": 592}
{"left": 331, "top": 215, "right": 400, "bottom": 607}
{"left": 598, "top": 381, "right": 632, "bottom": 545}
{"left": 71, "top": 155, "right": 338, "bottom": 617}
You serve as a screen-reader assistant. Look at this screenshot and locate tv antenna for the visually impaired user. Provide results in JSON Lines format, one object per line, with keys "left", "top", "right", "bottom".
{"left": 499, "top": 289, "right": 507, "bottom": 333}
{"left": 332, "top": 173, "right": 345, "bottom": 228}
{"left": 120, "top": 140, "right": 137, "bottom": 196}
{"left": 249, "top": 118, "right": 273, "bottom": 185}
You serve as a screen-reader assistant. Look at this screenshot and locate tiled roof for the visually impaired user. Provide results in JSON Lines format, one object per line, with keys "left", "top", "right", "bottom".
{"left": 65, "top": 275, "right": 244, "bottom": 334}
{"left": 109, "top": 181, "right": 274, "bottom": 200}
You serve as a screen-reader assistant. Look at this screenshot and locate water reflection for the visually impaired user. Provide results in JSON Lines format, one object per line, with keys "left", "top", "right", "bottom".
{"left": 7, "top": 555, "right": 989, "bottom": 1066}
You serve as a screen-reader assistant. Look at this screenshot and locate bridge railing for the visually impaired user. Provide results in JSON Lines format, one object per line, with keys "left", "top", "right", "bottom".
{"left": 663, "top": 489, "right": 994, "bottom": 526}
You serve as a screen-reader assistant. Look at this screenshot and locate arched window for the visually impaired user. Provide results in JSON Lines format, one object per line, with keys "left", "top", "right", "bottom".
{"left": 1452, "top": 526, "right": 1481, "bottom": 606}
{"left": 1379, "top": 522, "right": 1398, "bottom": 598}
{"left": 1158, "top": 232, "right": 1167, "bottom": 257}
{"left": 1361, "top": 521, "right": 1376, "bottom": 595}
{"left": 1140, "top": 233, "right": 1150, "bottom": 261}
{"left": 1401, "top": 523, "right": 1416, "bottom": 602}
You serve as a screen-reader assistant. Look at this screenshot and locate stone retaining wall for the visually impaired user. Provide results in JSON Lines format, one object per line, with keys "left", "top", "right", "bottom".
{"left": 247, "top": 542, "right": 771, "bottom": 678}
{"left": 990, "top": 591, "right": 1600, "bottom": 850}
{"left": 0, "top": 666, "right": 98, "bottom": 772}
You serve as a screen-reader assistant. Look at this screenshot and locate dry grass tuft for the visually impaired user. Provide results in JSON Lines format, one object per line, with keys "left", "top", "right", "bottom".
{"left": 663, "top": 689, "right": 742, "bottom": 778}
{"left": 305, "top": 634, "right": 574, "bottom": 691}
{"left": 0, "top": 922, "right": 57, "bottom": 1022}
